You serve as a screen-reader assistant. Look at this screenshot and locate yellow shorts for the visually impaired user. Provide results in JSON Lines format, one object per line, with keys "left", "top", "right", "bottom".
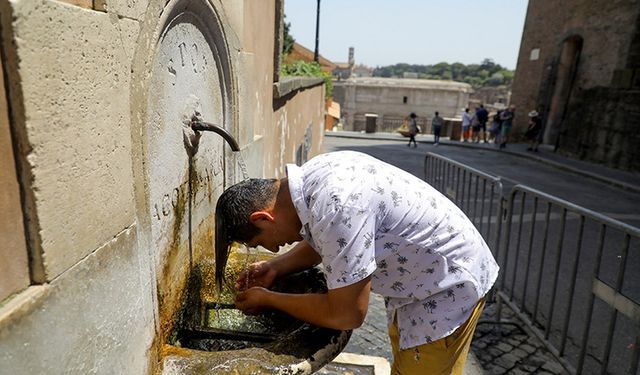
{"left": 389, "top": 298, "right": 485, "bottom": 375}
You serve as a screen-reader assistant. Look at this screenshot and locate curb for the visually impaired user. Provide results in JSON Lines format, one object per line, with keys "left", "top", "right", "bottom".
{"left": 325, "top": 132, "right": 640, "bottom": 195}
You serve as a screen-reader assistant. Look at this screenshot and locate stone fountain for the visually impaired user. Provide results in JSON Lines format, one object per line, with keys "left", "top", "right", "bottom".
{"left": 162, "top": 246, "right": 351, "bottom": 374}
{"left": 130, "top": 0, "right": 351, "bottom": 372}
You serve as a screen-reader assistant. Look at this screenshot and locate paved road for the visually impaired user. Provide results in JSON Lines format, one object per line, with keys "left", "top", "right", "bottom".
{"left": 323, "top": 135, "right": 640, "bottom": 375}
{"left": 324, "top": 136, "right": 640, "bottom": 227}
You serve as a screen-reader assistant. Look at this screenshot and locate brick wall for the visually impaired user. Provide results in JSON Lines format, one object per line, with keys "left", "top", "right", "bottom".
{"left": 510, "top": 0, "right": 640, "bottom": 170}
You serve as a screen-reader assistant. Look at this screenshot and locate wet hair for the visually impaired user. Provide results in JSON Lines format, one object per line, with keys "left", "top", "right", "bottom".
{"left": 215, "top": 178, "right": 279, "bottom": 288}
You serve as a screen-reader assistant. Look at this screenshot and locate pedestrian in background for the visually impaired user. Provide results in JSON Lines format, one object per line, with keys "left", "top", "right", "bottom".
{"left": 489, "top": 110, "right": 502, "bottom": 144}
{"left": 499, "top": 105, "right": 515, "bottom": 149}
{"left": 407, "top": 112, "right": 419, "bottom": 148}
{"left": 462, "top": 108, "right": 472, "bottom": 142}
{"left": 525, "top": 110, "right": 543, "bottom": 152}
{"left": 432, "top": 111, "right": 445, "bottom": 146}
{"left": 475, "top": 104, "right": 489, "bottom": 143}
{"left": 471, "top": 109, "right": 481, "bottom": 143}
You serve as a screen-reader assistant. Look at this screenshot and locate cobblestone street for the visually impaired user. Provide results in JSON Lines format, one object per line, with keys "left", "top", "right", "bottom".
{"left": 471, "top": 303, "right": 567, "bottom": 375}
{"left": 342, "top": 294, "right": 568, "bottom": 374}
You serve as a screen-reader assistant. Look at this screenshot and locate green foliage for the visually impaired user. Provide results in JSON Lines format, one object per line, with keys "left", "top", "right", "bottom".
{"left": 282, "top": 15, "right": 295, "bottom": 56}
{"left": 372, "top": 58, "right": 514, "bottom": 88}
{"left": 281, "top": 61, "right": 333, "bottom": 98}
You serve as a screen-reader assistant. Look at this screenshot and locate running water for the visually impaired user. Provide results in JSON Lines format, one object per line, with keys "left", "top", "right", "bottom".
{"left": 236, "top": 150, "right": 249, "bottom": 181}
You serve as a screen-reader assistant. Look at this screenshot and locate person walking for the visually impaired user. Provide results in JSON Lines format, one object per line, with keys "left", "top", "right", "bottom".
{"left": 475, "top": 104, "right": 489, "bottom": 143}
{"left": 216, "top": 151, "right": 500, "bottom": 375}
{"left": 499, "top": 105, "right": 516, "bottom": 149}
{"left": 525, "top": 110, "right": 543, "bottom": 152}
{"left": 461, "top": 108, "right": 472, "bottom": 142}
{"left": 431, "top": 111, "right": 445, "bottom": 146}
{"left": 407, "top": 112, "right": 419, "bottom": 148}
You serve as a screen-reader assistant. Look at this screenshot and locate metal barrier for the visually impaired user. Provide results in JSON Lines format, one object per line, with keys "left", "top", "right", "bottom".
{"left": 497, "top": 185, "right": 640, "bottom": 375}
{"left": 423, "top": 152, "right": 504, "bottom": 254}
{"left": 423, "top": 153, "right": 640, "bottom": 374}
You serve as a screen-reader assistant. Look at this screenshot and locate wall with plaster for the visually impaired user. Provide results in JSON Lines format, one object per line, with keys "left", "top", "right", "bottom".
{"left": 0, "top": 0, "right": 325, "bottom": 373}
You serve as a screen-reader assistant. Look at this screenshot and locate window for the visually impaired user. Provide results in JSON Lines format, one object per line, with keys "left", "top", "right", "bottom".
{"left": 403, "top": 96, "right": 408, "bottom": 104}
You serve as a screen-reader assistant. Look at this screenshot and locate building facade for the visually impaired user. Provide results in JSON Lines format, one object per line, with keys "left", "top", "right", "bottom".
{"left": 333, "top": 77, "right": 471, "bottom": 132}
{"left": 0, "top": 0, "right": 325, "bottom": 373}
{"left": 510, "top": 0, "right": 640, "bottom": 171}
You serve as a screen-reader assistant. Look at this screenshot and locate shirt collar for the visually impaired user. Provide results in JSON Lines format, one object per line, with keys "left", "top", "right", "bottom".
{"left": 286, "top": 164, "right": 311, "bottom": 227}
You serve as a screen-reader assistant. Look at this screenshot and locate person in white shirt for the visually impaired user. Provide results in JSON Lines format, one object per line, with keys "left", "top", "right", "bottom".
{"left": 216, "top": 151, "right": 499, "bottom": 374}
{"left": 462, "top": 108, "right": 473, "bottom": 142}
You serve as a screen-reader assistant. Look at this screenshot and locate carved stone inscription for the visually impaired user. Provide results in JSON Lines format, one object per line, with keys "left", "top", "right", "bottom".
{"left": 146, "top": 14, "right": 226, "bottom": 258}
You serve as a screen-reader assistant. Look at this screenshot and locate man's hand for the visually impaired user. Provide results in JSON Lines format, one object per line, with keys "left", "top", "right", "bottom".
{"left": 235, "top": 287, "right": 271, "bottom": 315}
{"left": 235, "top": 261, "right": 277, "bottom": 291}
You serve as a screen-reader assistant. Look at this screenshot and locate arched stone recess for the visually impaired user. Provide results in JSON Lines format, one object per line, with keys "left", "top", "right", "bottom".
{"left": 128, "top": 0, "right": 241, "bottom": 359}
{"left": 544, "top": 34, "right": 583, "bottom": 145}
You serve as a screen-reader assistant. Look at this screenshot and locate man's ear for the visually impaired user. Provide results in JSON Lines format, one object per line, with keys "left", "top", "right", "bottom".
{"left": 249, "top": 211, "right": 275, "bottom": 226}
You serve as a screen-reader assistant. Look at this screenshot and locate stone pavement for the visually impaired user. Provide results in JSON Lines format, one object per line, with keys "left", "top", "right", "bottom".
{"left": 319, "top": 130, "right": 640, "bottom": 374}
{"left": 340, "top": 294, "right": 567, "bottom": 375}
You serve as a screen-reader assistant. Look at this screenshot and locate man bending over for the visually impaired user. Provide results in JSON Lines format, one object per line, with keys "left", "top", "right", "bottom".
{"left": 215, "top": 151, "right": 499, "bottom": 374}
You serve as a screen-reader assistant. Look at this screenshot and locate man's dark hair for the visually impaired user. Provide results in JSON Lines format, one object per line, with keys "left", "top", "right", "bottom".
{"left": 435, "top": 111, "right": 439, "bottom": 116}
{"left": 215, "top": 178, "right": 279, "bottom": 288}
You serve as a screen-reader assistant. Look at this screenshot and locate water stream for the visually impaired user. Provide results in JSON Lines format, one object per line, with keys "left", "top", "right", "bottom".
{"left": 236, "top": 150, "right": 249, "bottom": 181}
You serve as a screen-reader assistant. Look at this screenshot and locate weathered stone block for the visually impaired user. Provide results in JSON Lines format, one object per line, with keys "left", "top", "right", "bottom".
{"left": 0, "top": 57, "right": 29, "bottom": 301}
{"left": 6, "top": 1, "right": 140, "bottom": 279}
{"left": 56, "top": 0, "right": 93, "bottom": 9}
{"left": 0, "top": 226, "right": 155, "bottom": 375}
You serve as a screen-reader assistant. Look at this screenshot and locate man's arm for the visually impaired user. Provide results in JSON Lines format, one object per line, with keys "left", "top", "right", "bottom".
{"left": 236, "top": 276, "right": 372, "bottom": 330}
{"left": 268, "top": 240, "right": 322, "bottom": 278}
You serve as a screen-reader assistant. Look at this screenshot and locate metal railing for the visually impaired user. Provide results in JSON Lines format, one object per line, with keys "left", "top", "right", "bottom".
{"left": 423, "top": 154, "right": 640, "bottom": 375}
{"left": 423, "top": 152, "right": 504, "bottom": 254}
{"left": 497, "top": 185, "right": 640, "bottom": 375}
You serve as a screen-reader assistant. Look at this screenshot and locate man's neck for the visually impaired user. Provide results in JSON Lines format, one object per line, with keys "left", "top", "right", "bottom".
{"left": 275, "top": 178, "right": 303, "bottom": 236}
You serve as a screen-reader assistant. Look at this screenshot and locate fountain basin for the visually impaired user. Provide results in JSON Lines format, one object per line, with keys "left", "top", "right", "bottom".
{"left": 162, "top": 248, "right": 351, "bottom": 374}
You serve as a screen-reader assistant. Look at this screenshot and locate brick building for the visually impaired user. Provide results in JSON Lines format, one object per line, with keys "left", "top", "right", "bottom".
{"left": 510, "top": 0, "right": 640, "bottom": 171}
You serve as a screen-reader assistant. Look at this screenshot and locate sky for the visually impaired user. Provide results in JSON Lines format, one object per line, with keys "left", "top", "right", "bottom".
{"left": 284, "top": 0, "right": 529, "bottom": 70}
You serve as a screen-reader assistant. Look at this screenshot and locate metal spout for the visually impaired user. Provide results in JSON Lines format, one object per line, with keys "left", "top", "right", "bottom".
{"left": 191, "top": 120, "right": 240, "bottom": 152}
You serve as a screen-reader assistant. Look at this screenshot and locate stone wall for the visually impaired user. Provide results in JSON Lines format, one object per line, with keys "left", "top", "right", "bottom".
{"left": 334, "top": 78, "right": 470, "bottom": 133}
{"left": 509, "top": 0, "right": 640, "bottom": 170}
{"left": 0, "top": 0, "right": 325, "bottom": 373}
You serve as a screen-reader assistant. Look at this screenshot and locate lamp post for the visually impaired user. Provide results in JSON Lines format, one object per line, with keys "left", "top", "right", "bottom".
{"left": 313, "top": 0, "right": 320, "bottom": 62}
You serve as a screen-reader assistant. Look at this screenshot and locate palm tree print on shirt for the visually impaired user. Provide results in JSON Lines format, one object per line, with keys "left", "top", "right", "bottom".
{"left": 391, "top": 191, "right": 402, "bottom": 207}
{"left": 363, "top": 233, "right": 373, "bottom": 248}
{"left": 384, "top": 242, "right": 400, "bottom": 252}
{"left": 423, "top": 299, "right": 438, "bottom": 313}
{"left": 448, "top": 265, "right": 462, "bottom": 275}
{"left": 391, "top": 281, "right": 405, "bottom": 292}
{"left": 337, "top": 237, "right": 348, "bottom": 249}
{"left": 446, "top": 289, "right": 456, "bottom": 301}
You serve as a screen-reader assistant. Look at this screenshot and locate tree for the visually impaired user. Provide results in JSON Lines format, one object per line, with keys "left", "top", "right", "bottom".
{"left": 372, "top": 60, "right": 514, "bottom": 89}
{"left": 282, "top": 15, "right": 295, "bottom": 55}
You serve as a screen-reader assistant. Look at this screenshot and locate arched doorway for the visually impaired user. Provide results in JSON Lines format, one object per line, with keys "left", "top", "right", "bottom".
{"left": 544, "top": 35, "right": 583, "bottom": 147}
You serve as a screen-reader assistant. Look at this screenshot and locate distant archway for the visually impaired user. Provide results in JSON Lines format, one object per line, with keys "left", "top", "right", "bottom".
{"left": 544, "top": 35, "right": 583, "bottom": 146}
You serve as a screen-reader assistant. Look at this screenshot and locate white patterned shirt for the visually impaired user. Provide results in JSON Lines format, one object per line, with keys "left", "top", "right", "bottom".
{"left": 286, "top": 151, "right": 499, "bottom": 350}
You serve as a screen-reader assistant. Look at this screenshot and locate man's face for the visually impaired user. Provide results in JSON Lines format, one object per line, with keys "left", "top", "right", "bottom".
{"left": 245, "top": 221, "right": 303, "bottom": 253}
{"left": 245, "top": 230, "right": 282, "bottom": 253}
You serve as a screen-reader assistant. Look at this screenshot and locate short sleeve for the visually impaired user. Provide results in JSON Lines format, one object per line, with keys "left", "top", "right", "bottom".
{"left": 310, "top": 205, "right": 377, "bottom": 290}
